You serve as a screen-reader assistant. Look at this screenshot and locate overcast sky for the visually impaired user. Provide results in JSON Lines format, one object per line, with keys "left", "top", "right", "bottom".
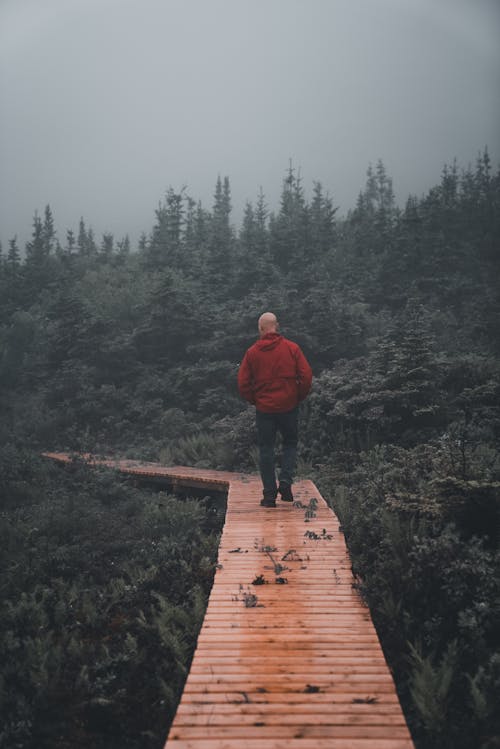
{"left": 1, "top": 0, "right": 499, "bottom": 249}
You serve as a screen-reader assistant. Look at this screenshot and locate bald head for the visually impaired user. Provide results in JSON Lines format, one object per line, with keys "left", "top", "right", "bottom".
{"left": 258, "top": 312, "right": 279, "bottom": 336}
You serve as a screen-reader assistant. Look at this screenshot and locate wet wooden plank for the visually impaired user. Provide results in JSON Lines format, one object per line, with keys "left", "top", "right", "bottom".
{"left": 181, "top": 685, "right": 401, "bottom": 700}
{"left": 174, "top": 702, "right": 405, "bottom": 717}
{"left": 172, "top": 711, "right": 408, "bottom": 726}
{"left": 188, "top": 665, "right": 392, "bottom": 676}
{"left": 190, "top": 655, "right": 389, "bottom": 665}
{"left": 165, "top": 741, "right": 414, "bottom": 749}
{"left": 168, "top": 725, "right": 412, "bottom": 739}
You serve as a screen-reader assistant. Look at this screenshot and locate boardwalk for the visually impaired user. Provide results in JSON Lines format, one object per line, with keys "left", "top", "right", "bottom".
{"left": 44, "top": 454, "right": 415, "bottom": 749}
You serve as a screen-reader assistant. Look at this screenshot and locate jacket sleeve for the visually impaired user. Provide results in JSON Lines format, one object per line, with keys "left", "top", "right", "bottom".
{"left": 295, "top": 346, "right": 313, "bottom": 401}
{"left": 237, "top": 352, "right": 255, "bottom": 404}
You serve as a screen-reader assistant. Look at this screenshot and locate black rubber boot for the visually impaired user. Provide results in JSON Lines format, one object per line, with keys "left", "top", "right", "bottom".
{"left": 278, "top": 481, "right": 293, "bottom": 502}
{"left": 260, "top": 489, "right": 277, "bottom": 507}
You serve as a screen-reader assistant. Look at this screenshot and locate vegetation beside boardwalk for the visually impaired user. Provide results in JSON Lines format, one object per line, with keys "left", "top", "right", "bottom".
{"left": 1, "top": 154, "right": 499, "bottom": 747}
{"left": 0, "top": 449, "right": 225, "bottom": 748}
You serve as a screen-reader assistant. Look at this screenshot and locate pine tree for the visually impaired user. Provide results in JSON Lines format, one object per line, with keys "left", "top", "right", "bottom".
{"left": 373, "top": 160, "right": 396, "bottom": 248}
{"left": 77, "top": 218, "right": 88, "bottom": 256}
{"left": 348, "top": 161, "right": 397, "bottom": 257}
{"left": 255, "top": 187, "right": 269, "bottom": 241}
{"left": 42, "top": 205, "right": 56, "bottom": 256}
{"left": 87, "top": 227, "right": 97, "bottom": 255}
{"left": 472, "top": 148, "right": 498, "bottom": 262}
{"left": 66, "top": 229, "right": 76, "bottom": 255}
{"left": 206, "top": 176, "right": 235, "bottom": 293}
{"left": 76, "top": 218, "right": 96, "bottom": 257}
{"left": 133, "top": 270, "right": 199, "bottom": 367}
{"left": 117, "top": 235, "right": 130, "bottom": 259}
{"left": 138, "top": 232, "right": 148, "bottom": 253}
{"left": 24, "top": 211, "right": 53, "bottom": 295}
{"left": 377, "top": 194, "right": 423, "bottom": 302}
{"left": 236, "top": 189, "right": 275, "bottom": 293}
{"left": 0, "top": 241, "right": 4, "bottom": 317}
{"left": 148, "top": 188, "right": 186, "bottom": 268}
{"left": 269, "top": 163, "right": 309, "bottom": 274}
{"left": 237, "top": 201, "right": 258, "bottom": 291}
{"left": 374, "top": 307, "right": 442, "bottom": 441}
{"left": 101, "top": 233, "right": 114, "bottom": 259}
{"left": 310, "top": 181, "right": 337, "bottom": 259}
{"left": 194, "top": 200, "right": 209, "bottom": 253}
{"left": 182, "top": 196, "right": 198, "bottom": 273}
{"left": 25, "top": 212, "right": 45, "bottom": 264}
{"left": 182, "top": 198, "right": 209, "bottom": 279}
{"left": 7, "top": 236, "right": 21, "bottom": 273}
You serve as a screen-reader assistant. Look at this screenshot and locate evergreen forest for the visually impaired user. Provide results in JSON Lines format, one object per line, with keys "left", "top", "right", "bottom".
{"left": 1, "top": 152, "right": 499, "bottom": 749}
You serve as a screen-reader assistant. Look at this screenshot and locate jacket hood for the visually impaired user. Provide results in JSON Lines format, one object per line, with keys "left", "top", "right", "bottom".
{"left": 255, "top": 333, "right": 283, "bottom": 352}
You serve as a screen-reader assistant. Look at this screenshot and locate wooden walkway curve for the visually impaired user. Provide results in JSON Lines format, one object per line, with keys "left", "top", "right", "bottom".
{"left": 44, "top": 454, "right": 415, "bottom": 749}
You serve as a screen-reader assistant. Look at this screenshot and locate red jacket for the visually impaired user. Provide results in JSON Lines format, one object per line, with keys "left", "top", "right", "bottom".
{"left": 238, "top": 333, "right": 313, "bottom": 413}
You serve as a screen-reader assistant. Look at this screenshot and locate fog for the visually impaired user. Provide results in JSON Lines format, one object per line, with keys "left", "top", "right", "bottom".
{"left": 1, "top": 0, "right": 499, "bottom": 248}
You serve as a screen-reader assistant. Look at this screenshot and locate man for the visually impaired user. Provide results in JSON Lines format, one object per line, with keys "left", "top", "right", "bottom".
{"left": 238, "top": 312, "right": 313, "bottom": 507}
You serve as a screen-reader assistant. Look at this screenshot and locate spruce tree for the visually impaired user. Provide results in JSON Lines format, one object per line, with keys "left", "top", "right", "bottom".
{"left": 42, "top": 204, "right": 56, "bottom": 255}
{"left": 76, "top": 218, "right": 96, "bottom": 257}
{"left": 25, "top": 212, "right": 45, "bottom": 264}
{"left": 269, "top": 163, "right": 308, "bottom": 274}
{"left": 66, "top": 229, "right": 76, "bottom": 255}
{"left": 77, "top": 218, "right": 88, "bottom": 256}
{"left": 101, "top": 233, "right": 114, "bottom": 259}
{"left": 7, "top": 236, "right": 21, "bottom": 273}
{"left": 117, "top": 235, "right": 131, "bottom": 260}
{"left": 147, "top": 188, "right": 186, "bottom": 268}
{"left": 24, "top": 212, "right": 53, "bottom": 296}
{"left": 206, "top": 176, "right": 235, "bottom": 294}
{"left": 310, "top": 180, "right": 337, "bottom": 260}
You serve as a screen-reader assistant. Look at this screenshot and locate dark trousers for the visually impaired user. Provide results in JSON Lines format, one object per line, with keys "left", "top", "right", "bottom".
{"left": 255, "top": 407, "right": 299, "bottom": 492}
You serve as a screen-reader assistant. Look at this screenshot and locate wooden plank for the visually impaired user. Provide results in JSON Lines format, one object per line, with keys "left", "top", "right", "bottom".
{"left": 190, "top": 656, "right": 389, "bottom": 665}
{"left": 188, "top": 665, "right": 392, "bottom": 676}
{"left": 181, "top": 682, "right": 398, "bottom": 694}
{"left": 168, "top": 726, "right": 412, "bottom": 739}
{"left": 179, "top": 691, "right": 402, "bottom": 705}
{"left": 165, "top": 741, "right": 414, "bottom": 749}
{"left": 174, "top": 703, "right": 404, "bottom": 717}
{"left": 172, "top": 712, "right": 408, "bottom": 727}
